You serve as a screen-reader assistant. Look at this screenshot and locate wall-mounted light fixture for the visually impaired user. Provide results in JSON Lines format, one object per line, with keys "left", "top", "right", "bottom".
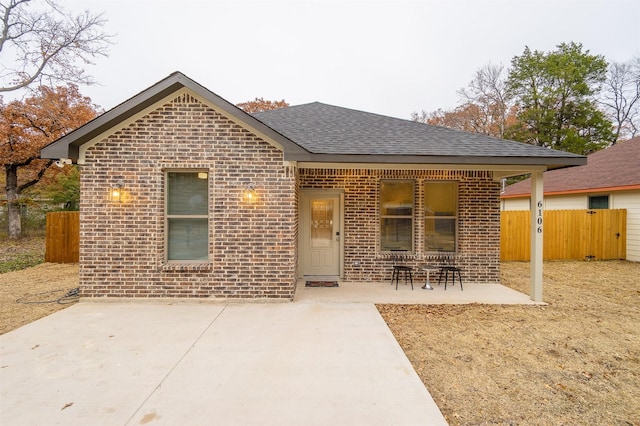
{"left": 54, "top": 158, "right": 72, "bottom": 168}
{"left": 243, "top": 183, "right": 256, "bottom": 203}
{"left": 109, "top": 182, "right": 125, "bottom": 203}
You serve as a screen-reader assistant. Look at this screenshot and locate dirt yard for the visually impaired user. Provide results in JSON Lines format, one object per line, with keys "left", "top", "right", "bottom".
{"left": 0, "top": 262, "right": 79, "bottom": 335}
{"left": 379, "top": 260, "right": 640, "bottom": 425}
{"left": 1, "top": 250, "right": 638, "bottom": 425}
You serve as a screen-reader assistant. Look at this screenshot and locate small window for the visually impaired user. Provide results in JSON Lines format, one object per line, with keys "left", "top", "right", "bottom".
{"left": 380, "top": 180, "right": 414, "bottom": 252}
{"left": 166, "top": 171, "right": 209, "bottom": 261}
{"left": 424, "top": 181, "right": 458, "bottom": 252}
{"left": 588, "top": 195, "right": 609, "bottom": 209}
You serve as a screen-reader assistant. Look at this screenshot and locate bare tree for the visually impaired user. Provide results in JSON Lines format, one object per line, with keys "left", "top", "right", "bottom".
{"left": 410, "top": 110, "right": 429, "bottom": 123}
{"left": 412, "top": 64, "right": 518, "bottom": 137}
{"left": 599, "top": 57, "right": 640, "bottom": 142}
{"left": 457, "top": 63, "right": 514, "bottom": 138}
{"left": 1, "top": 0, "right": 113, "bottom": 93}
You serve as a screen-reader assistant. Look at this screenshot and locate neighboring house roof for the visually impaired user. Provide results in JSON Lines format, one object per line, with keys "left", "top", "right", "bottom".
{"left": 42, "top": 71, "right": 586, "bottom": 170}
{"left": 502, "top": 137, "right": 640, "bottom": 197}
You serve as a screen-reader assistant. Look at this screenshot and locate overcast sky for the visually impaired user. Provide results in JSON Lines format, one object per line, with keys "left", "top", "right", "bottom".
{"left": 64, "top": 0, "right": 640, "bottom": 120}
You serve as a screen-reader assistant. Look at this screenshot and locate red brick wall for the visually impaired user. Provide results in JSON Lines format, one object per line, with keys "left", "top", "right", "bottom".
{"left": 79, "top": 93, "right": 297, "bottom": 299}
{"left": 299, "top": 169, "right": 501, "bottom": 283}
{"left": 79, "top": 93, "right": 501, "bottom": 298}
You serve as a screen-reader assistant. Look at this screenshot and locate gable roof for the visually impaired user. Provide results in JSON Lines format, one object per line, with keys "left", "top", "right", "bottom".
{"left": 42, "top": 71, "right": 586, "bottom": 171}
{"left": 502, "top": 137, "right": 640, "bottom": 197}
{"left": 41, "top": 72, "right": 308, "bottom": 161}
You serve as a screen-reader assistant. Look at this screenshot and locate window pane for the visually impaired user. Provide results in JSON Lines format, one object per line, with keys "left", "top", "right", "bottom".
{"left": 311, "top": 199, "right": 333, "bottom": 248}
{"left": 168, "top": 218, "right": 208, "bottom": 260}
{"left": 167, "top": 172, "right": 208, "bottom": 215}
{"left": 425, "top": 181, "right": 457, "bottom": 216}
{"left": 425, "top": 181, "right": 457, "bottom": 252}
{"left": 381, "top": 218, "right": 412, "bottom": 251}
{"left": 588, "top": 195, "right": 609, "bottom": 209}
{"left": 381, "top": 181, "right": 414, "bottom": 216}
{"left": 425, "top": 218, "right": 456, "bottom": 252}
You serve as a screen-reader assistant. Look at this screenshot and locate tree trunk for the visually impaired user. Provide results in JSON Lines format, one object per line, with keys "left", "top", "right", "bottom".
{"left": 5, "top": 165, "right": 22, "bottom": 239}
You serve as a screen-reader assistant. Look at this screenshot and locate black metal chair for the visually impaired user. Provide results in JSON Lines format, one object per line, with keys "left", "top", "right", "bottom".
{"left": 390, "top": 250, "right": 413, "bottom": 290}
{"left": 437, "top": 254, "right": 463, "bottom": 291}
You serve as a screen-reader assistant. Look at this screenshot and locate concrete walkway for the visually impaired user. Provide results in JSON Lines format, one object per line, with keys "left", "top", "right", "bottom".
{"left": 0, "top": 302, "right": 448, "bottom": 425}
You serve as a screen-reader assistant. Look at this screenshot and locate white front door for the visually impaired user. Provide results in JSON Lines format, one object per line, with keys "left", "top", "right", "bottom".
{"left": 300, "top": 192, "right": 342, "bottom": 277}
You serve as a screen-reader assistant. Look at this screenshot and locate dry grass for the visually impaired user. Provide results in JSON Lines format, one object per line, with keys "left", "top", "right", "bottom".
{"left": 0, "top": 263, "right": 79, "bottom": 335}
{"left": 379, "top": 260, "right": 640, "bottom": 425}
{"left": 0, "top": 235, "right": 46, "bottom": 273}
{"left": 0, "top": 236, "right": 79, "bottom": 335}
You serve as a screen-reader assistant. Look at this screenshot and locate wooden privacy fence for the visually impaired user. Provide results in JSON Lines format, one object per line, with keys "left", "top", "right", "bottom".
{"left": 44, "top": 210, "right": 626, "bottom": 263}
{"left": 45, "top": 211, "right": 80, "bottom": 263}
{"left": 501, "top": 209, "right": 627, "bottom": 261}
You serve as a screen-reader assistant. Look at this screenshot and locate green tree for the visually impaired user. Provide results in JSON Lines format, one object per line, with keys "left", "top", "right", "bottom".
{"left": 33, "top": 165, "right": 80, "bottom": 210}
{"left": 506, "top": 42, "right": 614, "bottom": 154}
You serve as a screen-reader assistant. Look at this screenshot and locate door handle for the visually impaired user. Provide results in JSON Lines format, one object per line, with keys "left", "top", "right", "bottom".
{"left": 336, "top": 231, "right": 340, "bottom": 241}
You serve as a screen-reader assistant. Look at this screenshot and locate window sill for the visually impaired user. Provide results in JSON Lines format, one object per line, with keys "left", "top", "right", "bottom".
{"left": 162, "top": 263, "right": 213, "bottom": 272}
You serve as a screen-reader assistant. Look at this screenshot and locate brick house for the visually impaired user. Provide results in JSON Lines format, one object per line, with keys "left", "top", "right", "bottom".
{"left": 41, "top": 72, "right": 585, "bottom": 301}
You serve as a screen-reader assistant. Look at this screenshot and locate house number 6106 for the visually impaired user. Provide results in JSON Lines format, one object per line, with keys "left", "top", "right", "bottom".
{"left": 536, "top": 201, "right": 543, "bottom": 233}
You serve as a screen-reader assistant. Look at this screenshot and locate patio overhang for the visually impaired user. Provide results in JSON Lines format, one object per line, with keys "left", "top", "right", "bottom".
{"left": 288, "top": 155, "right": 584, "bottom": 167}
{"left": 290, "top": 160, "right": 551, "bottom": 181}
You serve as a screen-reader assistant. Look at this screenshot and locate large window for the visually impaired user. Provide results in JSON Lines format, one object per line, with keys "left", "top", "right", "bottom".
{"left": 380, "top": 180, "right": 414, "bottom": 252}
{"left": 166, "top": 171, "right": 209, "bottom": 261}
{"left": 424, "top": 181, "right": 458, "bottom": 252}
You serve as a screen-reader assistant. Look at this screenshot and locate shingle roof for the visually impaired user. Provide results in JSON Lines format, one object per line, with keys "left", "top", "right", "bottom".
{"left": 254, "top": 102, "right": 584, "bottom": 160}
{"left": 502, "top": 137, "right": 640, "bottom": 197}
{"left": 41, "top": 72, "right": 307, "bottom": 161}
{"left": 41, "top": 72, "right": 586, "bottom": 170}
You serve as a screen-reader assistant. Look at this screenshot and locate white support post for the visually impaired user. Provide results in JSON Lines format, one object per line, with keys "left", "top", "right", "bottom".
{"left": 530, "top": 171, "right": 544, "bottom": 302}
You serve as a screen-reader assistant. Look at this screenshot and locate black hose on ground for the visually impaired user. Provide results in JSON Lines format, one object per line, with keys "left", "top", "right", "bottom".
{"left": 16, "top": 288, "right": 79, "bottom": 305}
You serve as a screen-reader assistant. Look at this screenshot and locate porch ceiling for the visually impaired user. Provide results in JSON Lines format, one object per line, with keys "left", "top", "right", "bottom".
{"left": 293, "top": 161, "right": 548, "bottom": 180}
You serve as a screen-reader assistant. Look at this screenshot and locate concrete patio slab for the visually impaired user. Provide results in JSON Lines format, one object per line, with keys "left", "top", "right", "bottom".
{"left": 0, "top": 302, "right": 447, "bottom": 426}
{"left": 296, "top": 281, "right": 540, "bottom": 305}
